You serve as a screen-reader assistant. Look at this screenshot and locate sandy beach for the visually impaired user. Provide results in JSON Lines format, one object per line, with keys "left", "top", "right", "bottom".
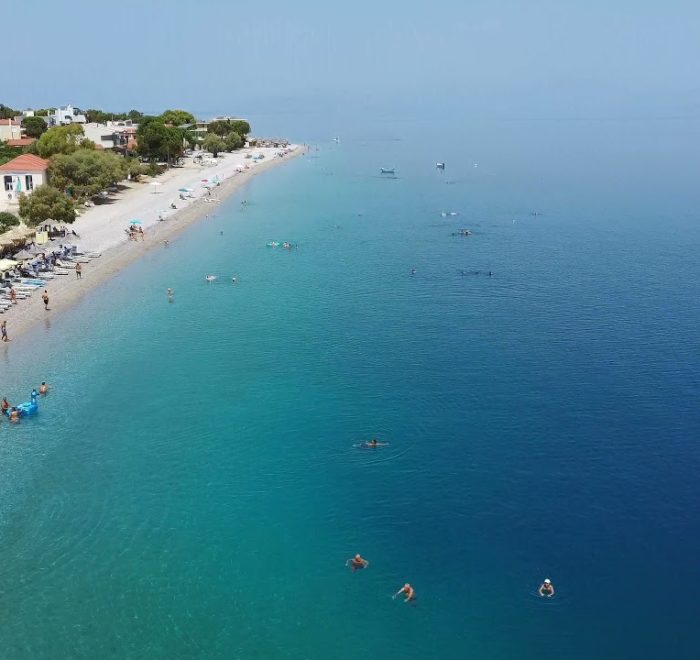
{"left": 1, "top": 145, "right": 302, "bottom": 343}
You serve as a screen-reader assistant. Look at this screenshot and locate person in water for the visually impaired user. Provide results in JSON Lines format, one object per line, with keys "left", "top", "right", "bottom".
{"left": 1, "top": 397, "right": 10, "bottom": 414}
{"left": 538, "top": 578, "right": 555, "bottom": 598}
{"left": 167, "top": 288, "right": 174, "bottom": 303}
{"left": 363, "top": 438, "right": 388, "bottom": 448}
{"left": 411, "top": 267, "right": 416, "bottom": 275}
{"left": 30, "top": 389, "right": 38, "bottom": 404}
{"left": 9, "top": 408, "right": 20, "bottom": 423}
{"left": 346, "top": 554, "right": 369, "bottom": 571}
{"left": 393, "top": 583, "right": 415, "bottom": 603}
{"left": 39, "top": 382, "right": 48, "bottom": 395}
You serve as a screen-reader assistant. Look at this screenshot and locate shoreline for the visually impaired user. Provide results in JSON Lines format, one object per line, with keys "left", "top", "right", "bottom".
{"left": 1, "top": 146, "right": 303, "bottom": 344}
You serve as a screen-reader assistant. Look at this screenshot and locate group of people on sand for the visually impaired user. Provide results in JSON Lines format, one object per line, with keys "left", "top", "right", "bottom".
{"left": 351, "top": 437, "right": 557, "bottom": 603}
{"left": 127, "top": 225, "right": 145, "bottom": 241}
{"left": 1, "top": 382, "right": 49, "bottom": 424}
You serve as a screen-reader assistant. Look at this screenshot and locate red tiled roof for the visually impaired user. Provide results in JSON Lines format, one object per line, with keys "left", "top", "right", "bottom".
{"left": 0, "top": 154, "right": 49, "bottom": 172}
{"left": 0, "top": 119, "right": 21, "bottom": 126}
{"left": 6, "top": 138, "right": 36, "bottom": 147}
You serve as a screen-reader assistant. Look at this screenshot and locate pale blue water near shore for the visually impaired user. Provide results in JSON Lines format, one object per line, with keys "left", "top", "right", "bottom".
{"left": 1, "top": 115, "right": 700, "bottom": 658}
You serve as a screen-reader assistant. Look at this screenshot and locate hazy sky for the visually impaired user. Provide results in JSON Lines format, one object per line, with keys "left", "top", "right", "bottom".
{"left": 6, "top": 0, "right": 699, "bottom": 120}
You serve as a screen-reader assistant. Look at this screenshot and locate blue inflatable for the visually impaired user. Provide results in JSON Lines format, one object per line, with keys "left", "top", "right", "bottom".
{"left": 16, "top": 401, "right": 38, "bottom": 416}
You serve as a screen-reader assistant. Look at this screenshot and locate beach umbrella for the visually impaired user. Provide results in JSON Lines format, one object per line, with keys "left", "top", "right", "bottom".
{"left": 130, "top": 219, "right": 142, "bottom": 225}
{"left": 178, "top": 187, "right": 193, "bottom": 193}
{"left": 150, "top": 181, "right": 162, "bottom": 193}
{"left": 14, "top": 249, "right": 34, "bottom": 260}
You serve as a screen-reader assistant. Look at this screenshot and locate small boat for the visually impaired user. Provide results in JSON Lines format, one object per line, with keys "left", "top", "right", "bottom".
{"left": 266, "top": 241, "right": 280, "bottom": 248}
{"left": 205, "top": 275, "right": 218, "bottom": 282}
{"left": 452, "top": 229, "right": 472, "bottom": 236}
{"left": 436, "top": 162, "right": 445, "bottom": 170}
{"left": 380, "top": 168, "right": 395, "bottom": 175}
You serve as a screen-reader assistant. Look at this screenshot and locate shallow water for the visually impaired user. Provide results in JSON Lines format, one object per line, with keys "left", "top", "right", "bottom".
{"left": 1, "top": 117, "right": 699, "bottom": 659}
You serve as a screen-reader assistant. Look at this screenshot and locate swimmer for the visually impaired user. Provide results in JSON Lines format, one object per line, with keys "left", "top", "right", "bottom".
{"left": 205, "top": 275, "right": 217, "bottom": 282}
{"left": 346, "top": 554, "right": 369, "bottom": 571}
{"left": 30, "top": 389, "right": 38, "bottom": 404}
{"left": 39, "top": 382, "right": 48, "bottom": 395}
{"left": 167, "top": 288, "right": 174, "bottom": 302}
{"left": 220, "top": 231, "right": 224, "bottom": 236}
{"left": 538, "top": 578, "right": 555, "bottom": 598}
{"left": 393, "top": 583, "right": 415, "bottom": 603}
{"left": 231, "top": 276, "right": 237, "bottom": 283}
{"left": 411, "top": 267, "right": 416, "bottom": 275}
{"left": 363, "top": 438, "right": 388, "bottom": 448}
{"left": 9, "top": 408, "right": 20, "bottom": 423}
{"left": 1, "top": 397, "right": 9, "bottom": 414}
{"left": 163, "top": 239, "right": 169, "bottom": 247}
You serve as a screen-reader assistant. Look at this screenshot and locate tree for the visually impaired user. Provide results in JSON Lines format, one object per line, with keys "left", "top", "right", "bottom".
{"left": 0, "top": 211, "right": 20, "bottom": 233}
{"left": 22, "top": 116, "right": 48, "bottom": 138}
{"left": 160, "top": 109, "right": 195, "bottom": 126}
{"left": 19, "top": 186, "right": 75, "bottom": 226}
{"left": 224, "top": 131, "right": 243, "bottom": 151}
{"left": 230, "top": 119, "right": 251, "bottom": 137}
{"left": 0, "top": 141, "right": 23, "bottom": 166}
{"left": 0, "top": 104, "right": 19, "bottom": 119}
{"left": 136, "top": 119, "right": 184, "bottom": 163}
{"left": 36, "top": 124, "right": 88, "bottom": 158}
{"left": 49, "top": 150, "right": 128, "bottom": 199}
{"left": 183, "top": 131, "right": 200, "bottom": 150}
{"left": 207, "top": 120, "right": 232, "bottom": 137}
{"left": 202, "top": 133, "right": 226, "bottom": 157}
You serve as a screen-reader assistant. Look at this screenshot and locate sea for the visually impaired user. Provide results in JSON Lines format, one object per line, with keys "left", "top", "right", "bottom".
{"left": 0, "top": 108, "right": 699, "bottom": 659}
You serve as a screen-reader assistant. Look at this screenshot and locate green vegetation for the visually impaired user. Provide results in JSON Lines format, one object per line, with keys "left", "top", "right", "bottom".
{"left": 22, "top": 115, "right": 48, "bottom": 138}
{"left": 202, "top": 133, "right": 226, "bottom": 157}
{"left": 36, "top": 125, "right": 92, "bottom": 158}
{"left": 85, "top": 109, "right": 143, "bottom": 124}
{"left": 19, "top": 186, "right": 76, "bottom": 226}
{"left": 0, "top": 211, "right": 20, "bottom": 232}
{"left": 207, "top": 119, "right": 251, "bottom": 138}
{"left": 49, "top": 150, "right": 128, "bottom": 200}
{"left": 136, "top": 117, "right": 185, "bottom": 163}
{"left": 224, "top": 131, "right": 244, "bottom": 151}
{"left": 160, "top": 109, "right": 196, "bottom": 126}
{"left": 0, "top": 141, "right": 23, "bottom": 166}
{"left": 0, "top": 104, "right": 19, "bottom": 119}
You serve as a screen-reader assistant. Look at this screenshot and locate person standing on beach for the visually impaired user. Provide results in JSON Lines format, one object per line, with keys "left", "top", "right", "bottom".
{"left": 10, "top": 287, "right": 17, "bottom": 304}
{"left": 42, "top": 290, "right": 50, "bottom": 311}
{"left": 75, "top": 262, "right": 82, "bottom": 279}
{"left": 1, "top": 320, "right": 7, "bottom": 342}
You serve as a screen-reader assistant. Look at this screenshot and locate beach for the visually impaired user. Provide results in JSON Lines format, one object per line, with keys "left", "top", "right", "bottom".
{"left": 1, "top": 145, "right": 301, "bottom": 342}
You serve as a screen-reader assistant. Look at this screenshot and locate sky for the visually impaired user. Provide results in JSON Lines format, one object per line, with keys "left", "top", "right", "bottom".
{"left": 5, "top": 0, "right": 700, "bottom": 122}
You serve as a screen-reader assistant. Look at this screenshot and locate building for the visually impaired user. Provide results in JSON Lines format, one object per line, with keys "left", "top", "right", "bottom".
{"left": 0, "top": 154, "right": 50, "bottom": 204}
{"left": 82, "top": 124, "right": 138, "bottom": 151}
{"left": 6, "top": 138, "right": 36, "bottom": 148}
{"left": 0, "top": 119, "right": 23, "bottom": 142}
{"left": 49, "top": 104, "right": 87, "bottom": 126}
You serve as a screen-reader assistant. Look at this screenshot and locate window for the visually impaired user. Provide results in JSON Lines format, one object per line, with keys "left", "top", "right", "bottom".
{"left": 25, "top": 175, "right": 33, "bottom": 191}
{"left": 3, "top": 175, "right": 12, "bottom": 191}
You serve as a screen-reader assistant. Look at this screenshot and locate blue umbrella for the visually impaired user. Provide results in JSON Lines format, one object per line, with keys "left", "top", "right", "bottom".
{"left": 130, "top": 220, "right": 142, "bottom": 225}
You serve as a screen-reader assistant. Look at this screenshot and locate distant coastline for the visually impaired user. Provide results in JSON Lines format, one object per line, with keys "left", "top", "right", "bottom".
{"left": 0, "top": 145, "right": 303, "bottom": 344}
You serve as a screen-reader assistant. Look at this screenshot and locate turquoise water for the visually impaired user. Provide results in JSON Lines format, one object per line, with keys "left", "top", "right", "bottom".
{"left": 1, "top": 118, "right": 699, "bottom": 658}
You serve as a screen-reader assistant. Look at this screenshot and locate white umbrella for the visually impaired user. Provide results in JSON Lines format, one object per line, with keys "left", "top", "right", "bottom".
{"left": 150, "top": 181, "right": 162, "bottom": 193}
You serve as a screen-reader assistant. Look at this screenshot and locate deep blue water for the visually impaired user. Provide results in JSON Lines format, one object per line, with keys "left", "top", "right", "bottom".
{"left": 1, "top": 116, "right": 699, "bottom": 659}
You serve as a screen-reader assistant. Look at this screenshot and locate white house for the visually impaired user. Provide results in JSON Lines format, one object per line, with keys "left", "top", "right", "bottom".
{"left": 0, "top": 154, "right": 50, "bottom": 204}
{"left": 0, "top": 119, "right": 23, "bottom": 142}
{"left": 49, "top": 104, "right": 87, "bottom": 126}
